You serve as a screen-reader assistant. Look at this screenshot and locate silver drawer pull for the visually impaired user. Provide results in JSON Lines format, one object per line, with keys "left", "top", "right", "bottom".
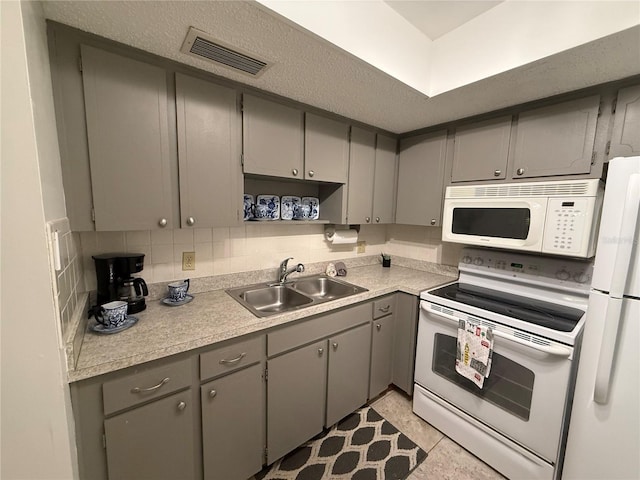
{"left": 131, "top": 377, "right": 170, "bottom": 394}
{"left": 318, "top": 348, "right": 324, "bottom": 355}
{"left": 376, "top": 323, "right": 382, "bottom": 330}
{"left": 332, "top": 342, "right": 338, "bottom": 350}
{"left": 177, "top": 401, "right": 186, "bottom": 411}
{"left": 219, "top": 352, "right": 246, "bottom": 365}
{"left": 209, "top": 389, "right": 217, "bottom": 399}
{"left": 378, "top": 305, "right": 390, "bottom": 313}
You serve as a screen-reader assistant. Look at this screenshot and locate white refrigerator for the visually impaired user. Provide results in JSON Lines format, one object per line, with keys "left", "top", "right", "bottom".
{"left": 562, "top": 156, "right": 640, "bottom": 479}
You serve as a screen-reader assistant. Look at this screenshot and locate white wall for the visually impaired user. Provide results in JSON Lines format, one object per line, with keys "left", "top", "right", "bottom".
{"left": 0, "top": 1, "right": 77, "bottom": 478}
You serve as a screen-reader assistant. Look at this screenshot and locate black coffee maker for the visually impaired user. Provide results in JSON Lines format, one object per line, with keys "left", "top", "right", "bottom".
{"left": 93, "top": 253, "right": 149, "bottom": 314}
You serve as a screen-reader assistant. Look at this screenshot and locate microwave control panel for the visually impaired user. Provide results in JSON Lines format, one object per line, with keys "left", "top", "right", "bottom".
{"left": 542, "top": 197, "right": 599, "bottom": 257}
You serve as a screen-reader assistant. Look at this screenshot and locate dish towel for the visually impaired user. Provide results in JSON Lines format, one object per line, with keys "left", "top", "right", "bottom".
{"left": 334, "top": 261, "right": 347, "bottom": 276}
{"left": 456, "top": 319, "right": 494, "bottom": 389}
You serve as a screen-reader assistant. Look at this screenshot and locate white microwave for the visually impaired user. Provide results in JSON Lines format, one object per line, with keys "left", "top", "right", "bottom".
{"left": 442, "top": 179, "right": 604, "bottom": 258}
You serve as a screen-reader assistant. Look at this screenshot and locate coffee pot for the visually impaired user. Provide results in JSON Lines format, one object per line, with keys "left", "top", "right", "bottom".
{"left": 118, "top": 277, "right": 148, "bottom": 313}
{"left": 93, "top": 253, "right": 148, "bottom": 314}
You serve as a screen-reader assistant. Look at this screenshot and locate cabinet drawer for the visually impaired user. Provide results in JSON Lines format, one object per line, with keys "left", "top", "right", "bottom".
{"left": 373, "top": 295, "right": 395, "bottom": 319}
{"left": 268, "top": 303, "right": 370, "bottom": 357}
{"left": 103, "top": 358, "right": 191, "bottom": 416}
{"left": 200, "top": 336, "right": 263, "bottom": 381}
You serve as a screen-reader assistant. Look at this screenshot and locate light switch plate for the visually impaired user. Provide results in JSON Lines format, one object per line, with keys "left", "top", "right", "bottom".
{"left": 182, "top": 252, "right": 195, "bottom": 270}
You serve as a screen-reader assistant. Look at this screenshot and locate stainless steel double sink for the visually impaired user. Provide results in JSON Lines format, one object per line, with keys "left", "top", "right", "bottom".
{"left": 226, "top": 275, "right": 368, "bottom": 317}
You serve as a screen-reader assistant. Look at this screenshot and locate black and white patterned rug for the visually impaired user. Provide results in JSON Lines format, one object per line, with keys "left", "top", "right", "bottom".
{"left": 256, "top": 406, "right": 427, "bottom": 480}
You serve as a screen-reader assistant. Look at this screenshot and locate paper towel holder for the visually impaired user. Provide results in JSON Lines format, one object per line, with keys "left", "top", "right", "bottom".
{"left": 324, "top": 224, "right": 360, "bottom": 238}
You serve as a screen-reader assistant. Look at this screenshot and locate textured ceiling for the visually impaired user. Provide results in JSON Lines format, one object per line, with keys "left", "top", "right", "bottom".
{"left": 42, "top": 1, "right": 640, "bottom": 134}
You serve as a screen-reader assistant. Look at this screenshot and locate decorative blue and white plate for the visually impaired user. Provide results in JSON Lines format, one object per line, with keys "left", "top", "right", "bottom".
{"left": 280, "top": 196, "right": 301, "bottom": 220}
{"left": 302, "top": 197, "right": 320, "bottom": 220}
{"left": 243, "top": 194, "right": 254, "bottom": 221}
{"left": 91, "top": 316, "right": 138, "bottom": 334}
{"left": 256, "top": 195, "right": 280, "bottom": 220}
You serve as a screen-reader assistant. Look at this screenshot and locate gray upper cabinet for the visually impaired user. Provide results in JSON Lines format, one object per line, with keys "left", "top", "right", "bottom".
{"left": 81, "top": 45, "right": 174, "bottom": 231}
{"left": 609, "top": 84, "right": 640, "bottom": 159}
{"left": 512, "top": 95, "right": 600, "bottom": 179}
{"left": 104, "top": 390, "right": 196, "bottom": 480}
{"left": 373, "top": 134, "right": 398, "bottom": 224}
{"left": 346, "top": 127, "right": 376, "bottom": 224}
{"left": 176, "top": 73, "right": 242, "bottom": 228}
{"left": 452, "top": 116, "right": 512, "bottom": 182}
{"left": 326, "top": 323, "right": 371, "bottom": 427}
{"left": 242, "top": 94, "right": 304, "bottom": 179}
{"left": 201, "top": 364, "right": 264, "bottom": 480}
{"left": 305, "top": 113, "right": 350, "bottom": 183}
{"left": 395, "top": 131, "right": 448, "bottom": 226}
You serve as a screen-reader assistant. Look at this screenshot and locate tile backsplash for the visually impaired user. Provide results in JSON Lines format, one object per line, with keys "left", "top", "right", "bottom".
{"left": 77, "top": 224, "right": 460, "bottom": 292}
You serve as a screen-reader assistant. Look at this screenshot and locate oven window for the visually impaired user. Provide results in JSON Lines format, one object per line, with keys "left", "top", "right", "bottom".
{"left": 452, "top": 208, "right": 530, "bottom": 239}
{"left": 432, "top": 333, "right": 534, "bottom": 421}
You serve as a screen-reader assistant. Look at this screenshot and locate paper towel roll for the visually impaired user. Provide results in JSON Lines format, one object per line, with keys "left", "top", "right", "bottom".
{"left": 326, "top": 229, "right": 358, "bottom": 245}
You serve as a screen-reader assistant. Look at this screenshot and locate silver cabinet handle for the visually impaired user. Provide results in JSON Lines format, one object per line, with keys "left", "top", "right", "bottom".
{"left": 158, "top": 218, "right": 168, "bottom": 228}
{"left": 379, "top": 305, "right": 390, "bottom": 313}
{"left": 177, "top": 401, "right": 186, "bottom": 411}
{"left": 375, "top": 217, "right": 380, "bottom": 223}
{"left": 186, "top": 216, "right": 195, "bottom": 226}
{"left": 376, "top": 323, "right": 382, "bottom": 330}
{"left": 517, "top": 168, "right": 525, "bottom": 175}
{"left": 209, "top": 390, "right": 217, "bottom": 399}
{"left": 131, "top": 377, "right": 170, "bottom": 394}
{"left": 219, "top": 352, "right": 246, "bottom": 365}
{"left": 430, "top": 219, "right": 436, "bottom": 225}
{"left": 308, "top": 170, "right": 315, "bottom": 178}
{"left": 292, "top": 168, "right": 299, "bottom": 176}
{"left": 332, "top": 342, "right": 338, "bottom": 350}
{"left": 494, "top": 169, "right": 501, "bottom": 176}
{"left": 318, "top": 348, "right": 324, "bottom": 355}
{"left": 365, "top": 217, "right": 371, "bottom": 223}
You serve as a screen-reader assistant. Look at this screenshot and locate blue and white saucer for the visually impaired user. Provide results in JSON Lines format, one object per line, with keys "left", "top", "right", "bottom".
{"left": 91, "top": 315, "right": 138, "bottom": 334}
{"left": 255, "top": 195, "right": 280, "bottom": 220}
{"left": 243, "top": 194, "right": 254, "bottom": 220}
{"left": 302, "top": 197, "right": 320, "bottom": 220}
{"left": 162, "top": 294, "right": 194, "bottom": 306}
{"left": 280, "top": 196, "right": 301, "bottom": 220}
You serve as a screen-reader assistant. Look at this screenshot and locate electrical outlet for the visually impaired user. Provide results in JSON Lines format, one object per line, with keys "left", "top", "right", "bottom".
{"left": 357, "top": 241, "right": 366, "bottom": 254}
{"left": 182, "top": 252, "right": 195, "bottom": 271}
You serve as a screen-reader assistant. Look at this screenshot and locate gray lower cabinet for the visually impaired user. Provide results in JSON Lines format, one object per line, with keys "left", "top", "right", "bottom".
{"left": 370, "top": 312, "right": 395, "bottom": 399}
{"left": 326, "top": 323, "right": 372, "bottom": 426}
{"left": 396, "top": 131, "right": 448, "bottom": 226}
{"left": 104, "top": 389, "right": 196, "bottom": 480}
{"left": 609, "top": 84, "right": 640, "bottom": 158}
{"left": 392, "top": 293, "right": 419, "bottom": 395}
{"left": 201, "top": 363, "right": 264, "bottom": 480}
{"left": 267, "top": 340, "right": 327, "bottom": 464}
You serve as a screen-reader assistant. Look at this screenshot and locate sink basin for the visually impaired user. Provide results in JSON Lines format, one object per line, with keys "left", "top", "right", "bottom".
{"left": 240, "top": 285, "right": 313, "bottom": 316}
{"left": 227, "top": 275, "right": 368, "bottom": 318}
{"left": 288, "top": 276, "right": 363, "bottom": 301}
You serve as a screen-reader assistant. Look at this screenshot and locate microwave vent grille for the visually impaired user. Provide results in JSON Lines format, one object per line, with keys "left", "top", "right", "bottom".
{"left": 448, "top": 180, "right": 597, "bottom": 198}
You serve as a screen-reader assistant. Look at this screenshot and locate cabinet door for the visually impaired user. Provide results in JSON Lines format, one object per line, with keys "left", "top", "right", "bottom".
{"left": 267, "top": 340, "right": 327, "bottom": 463}
{"left": 609, "top": 85, "right": 640, "bottom": 159}
{"left": 81, "top": 45, "right": 174, "bottom": 231}
{"left": 305, "top": 113, "right": 350, "bottom": 183}
{"left": 452, "top": 116, "right": 511, "bottom": 182}
{"left": 370, "top": 313, "right": 395, "bottom": 399}
{"left": 176, "top": 73, "right": 241, "bottom": 228}
{"left": 104, "top": 390, "right": 196, "bottom": 480}
{"left": 395, "top": 131, "right": 447, "bottom": 226}
{"left": 392, "top": 293, "right": 419, "bottom": 395}
{"left": 242, "top": 95, "right": 304, "bottom": 179}
{"left": 346, "top": 127, "right": 376, "bottom": 224}
{"left": 201, "top": 364, "right": 264, "bottom": 480}
{"left": 512, "top": 95, "right": 600, "bottom": 179}
{"left": 373, "top": 134, "right": 397, "bottom": 224}
{"left": 326, "top": 323, "right": 371, "bottom": 427}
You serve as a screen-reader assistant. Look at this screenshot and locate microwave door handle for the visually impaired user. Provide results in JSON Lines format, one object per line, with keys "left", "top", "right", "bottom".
{"left": 422, "top": 302, "right": 572, "bottom": 358}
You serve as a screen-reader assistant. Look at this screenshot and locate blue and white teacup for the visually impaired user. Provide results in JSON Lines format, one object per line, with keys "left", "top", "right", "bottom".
{"left": 168, "top": 279, "right": 190, "bottom": 302}
{"left": 95, "top": 301, "right": 128, "bottom": 329}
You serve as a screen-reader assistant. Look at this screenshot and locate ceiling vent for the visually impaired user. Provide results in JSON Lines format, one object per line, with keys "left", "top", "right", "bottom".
{"left": 180, "top": 27, "right": 270, "bottom": 77}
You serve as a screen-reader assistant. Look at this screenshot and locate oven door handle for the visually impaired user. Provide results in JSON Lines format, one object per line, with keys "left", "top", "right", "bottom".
{"left": 421, "top": 301, "right": 573, "bottom": 358}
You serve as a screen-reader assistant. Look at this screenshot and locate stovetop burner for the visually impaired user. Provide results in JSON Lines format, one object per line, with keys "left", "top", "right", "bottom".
{"left": 429, "top": 282, "right": 584, "bottom": 332}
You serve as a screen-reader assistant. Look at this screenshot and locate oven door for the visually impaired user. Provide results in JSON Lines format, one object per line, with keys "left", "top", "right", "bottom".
{"left": 415, "top": 301, "right": 574, "bottom": 462}
{"left": 441, "top": 197, "right": 547, "bottom": 252}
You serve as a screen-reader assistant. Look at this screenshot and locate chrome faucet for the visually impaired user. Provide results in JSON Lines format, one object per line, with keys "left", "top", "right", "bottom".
{"left": 278, "top": 257, "right": 305, "bottom": 283}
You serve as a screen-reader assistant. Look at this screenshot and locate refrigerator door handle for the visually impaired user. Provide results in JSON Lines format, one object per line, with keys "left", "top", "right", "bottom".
{"left": 593, "top": 297, "right": 623, "bottom": 404}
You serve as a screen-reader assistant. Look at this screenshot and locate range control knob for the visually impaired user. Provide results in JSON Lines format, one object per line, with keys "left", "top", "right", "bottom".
{"left": 573, "top": 272, "right": 591, "bottom": 284}
{"left": 473, "top": 257, "right": 484, "bottom": 266}
{"left": 556, "top": 269, "right": 571, "bottom": 281}
{"left": 462, "top": 255, "right": 472, "bottom": 264}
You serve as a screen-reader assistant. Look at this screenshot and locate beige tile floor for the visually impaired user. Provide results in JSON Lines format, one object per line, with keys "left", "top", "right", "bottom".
{"left": 371, "top": 388, "right": 506, "bottom": 480}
